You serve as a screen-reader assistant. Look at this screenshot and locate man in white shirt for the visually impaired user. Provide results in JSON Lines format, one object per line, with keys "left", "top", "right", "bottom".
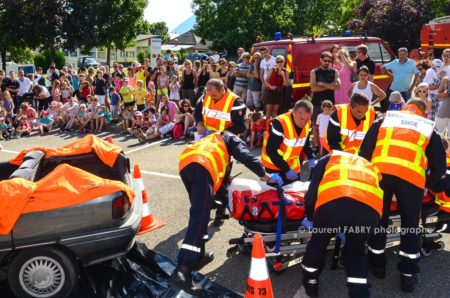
{"left": 259, "top": 46, "right": 276, "bottom": 86}
{"left": 17, "top": 70, "right": 32, "bottom": 105}
{"left": 423, "top": 59, "right": 443, "bottom": 121}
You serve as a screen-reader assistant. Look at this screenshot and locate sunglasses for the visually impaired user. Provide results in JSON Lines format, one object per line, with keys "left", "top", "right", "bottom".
{"left": 417, "top": 68, "right": 423, "bottom": 71}
{"left": 417, "top": 90, "right": 427, "bottom": 93}
{"left": 276, "top": 60, "right": 284, "bottom": 63}
{"left": 323, "top": 59, "right": 333, "bottom": 63}
{"left": 183, "top": 105, "right": 190, "bottom": 108}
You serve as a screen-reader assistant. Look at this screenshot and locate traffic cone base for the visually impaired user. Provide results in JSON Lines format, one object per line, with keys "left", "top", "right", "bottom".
{"left": 133, "top": 164, "right": 165, "bottom": 235}
{"left": 246, "top": 234, "right": 274, "bottom": 298}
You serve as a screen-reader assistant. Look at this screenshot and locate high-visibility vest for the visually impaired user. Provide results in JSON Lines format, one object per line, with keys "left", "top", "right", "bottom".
{"left": 324, "top": 104, "right": 375, "bottom": 154}
{"left": 371, "top": 111, "right": 435, "bottom": 189}
{"left": 316, "top": 151, "right": 383, "bottom": 216}
{"left": 434, "top": 152, "right": 450, "bottom": 212}
{"left": 179, "top": 133, "right": 230, "bottom": 192}
{"left": 261, "top": 112, "right": 310, "bottom": 174}
{"left": 202, "top": 91, "right": 240, "bottom": 132}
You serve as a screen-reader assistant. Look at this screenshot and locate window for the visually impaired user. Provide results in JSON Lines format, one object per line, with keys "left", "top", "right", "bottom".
{"left": 271, "top": 48, "right": 287, "bottom": 58}
{"left": 367, "top": 43, "right": 382, "bottom": 63}
{"left": 380, "top": 45, "right": 393, "bottom": 63}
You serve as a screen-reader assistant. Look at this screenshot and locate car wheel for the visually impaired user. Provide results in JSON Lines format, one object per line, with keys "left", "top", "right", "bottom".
{"left": 8, "top": 247, "right": 78, "bottom": 298}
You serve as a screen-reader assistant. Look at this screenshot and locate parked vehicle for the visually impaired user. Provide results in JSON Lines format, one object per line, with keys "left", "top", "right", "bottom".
{"left": 185, "top": 52, "right": 209, "bottom": 62}
{"left": 419, "top": 16, "right": 450, "bottom": 59}
{"left": 0, "top": 136, "right": 142, "bottom": 298}
{"left": 251, "top": 35, "right": 395, "bottom": 102}
{"left": 77, "top": 56, "right": 100, "bottom": 69}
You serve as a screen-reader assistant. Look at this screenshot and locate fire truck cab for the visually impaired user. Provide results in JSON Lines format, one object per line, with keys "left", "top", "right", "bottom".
{"left": 252, "top": 36, "right": 395, "bottom": 103}
{"left": 420, "top": 16, "right": 450, "bottom": 59}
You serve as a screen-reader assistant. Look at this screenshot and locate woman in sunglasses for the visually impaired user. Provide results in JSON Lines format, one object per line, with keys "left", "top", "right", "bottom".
{"left": 264, "top": 55, "right": 289, "bottom": 119}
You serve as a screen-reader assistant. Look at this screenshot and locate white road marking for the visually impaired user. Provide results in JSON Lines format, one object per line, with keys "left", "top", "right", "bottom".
{"left": 1, "top": 149, "right": 19, "bottom": 155}
{"left": 124, "top": 139, "right": 166, "bottom": 155}
{"left": 139, "top": 170, "right": 181, "bottom": 180}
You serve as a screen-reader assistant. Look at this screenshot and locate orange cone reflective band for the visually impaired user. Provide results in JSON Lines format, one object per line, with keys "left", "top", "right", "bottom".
{"left": 107, "top": 135, "right": 114, "bottom": 144}
{"left": 134, "top": 164, "right": 164, "bottom": 234}
{"left": 246, "top": 234, "right": 274, "bottom": 298}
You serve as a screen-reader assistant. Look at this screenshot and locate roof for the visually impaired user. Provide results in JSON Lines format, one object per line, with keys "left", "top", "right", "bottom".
{"left": 135, "top": 34, "right": 160, "bottom": 42}
{"left": 165, "top": 30, "right": 211, "bottom": 51}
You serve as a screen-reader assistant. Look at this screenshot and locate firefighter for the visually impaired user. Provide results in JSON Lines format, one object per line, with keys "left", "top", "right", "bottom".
{"left": 194, "top": 78, "right": 246, "bottom": 225}
{"left": 261, "top": 99, "right": 316, "bottom": 184}
{"left": 359, "top": 99, "right": 446, "bottom": 292}
{"left": 301, "top": 151, "right": 383, "bottom": 298}
{"left": 324, "top": 92, "right": 375, "bottom": 154}
{"left": 169, "top": 131, "right": 280, "bottom": 295}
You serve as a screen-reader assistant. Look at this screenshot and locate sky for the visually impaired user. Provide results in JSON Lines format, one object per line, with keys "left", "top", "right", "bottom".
{"left": 144, "top": 0, "right": 194, "bottom": 32}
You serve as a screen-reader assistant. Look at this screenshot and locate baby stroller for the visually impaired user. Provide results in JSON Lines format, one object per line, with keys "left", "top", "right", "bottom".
{"left": 227, "top": 178, "right": 445, "bottom": 273}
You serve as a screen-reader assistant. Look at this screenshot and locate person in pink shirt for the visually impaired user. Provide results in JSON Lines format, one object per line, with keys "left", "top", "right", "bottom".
{"left": 158, "top": 94, "right": 178, "bottom": 122}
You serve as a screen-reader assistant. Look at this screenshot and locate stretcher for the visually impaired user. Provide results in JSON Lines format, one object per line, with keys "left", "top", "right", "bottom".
{"left": 227, "top": 178, "right": 446, "bottom": 273}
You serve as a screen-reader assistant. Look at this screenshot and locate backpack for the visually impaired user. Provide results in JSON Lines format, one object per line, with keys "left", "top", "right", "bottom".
{"left": 172, "top": 122, "right": 184, "bottom": 139}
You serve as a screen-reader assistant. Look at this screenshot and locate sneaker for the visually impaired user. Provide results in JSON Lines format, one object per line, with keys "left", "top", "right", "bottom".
{"left": 195, "top": 252, "right": 215, "bottom": 270}
{"left": 369, "top": 264, "right": 386, "bottom": 279}
{"left": 168, "top": 265, "right": 203, "bottom": 296}
{"left": 302, "top": 276, "right": 319, "bottom": 297}
{"left": 400, "top": 273, "right": 418, "bottom": 292}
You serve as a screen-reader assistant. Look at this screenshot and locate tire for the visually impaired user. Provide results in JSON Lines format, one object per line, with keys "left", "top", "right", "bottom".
{"left": 8, "top": 247, "right": 78, "bottom": 298}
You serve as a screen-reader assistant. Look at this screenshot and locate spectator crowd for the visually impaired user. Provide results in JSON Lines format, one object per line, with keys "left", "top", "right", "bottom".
{"left": 1, "top": 45, "right": 449, "bottom": 150}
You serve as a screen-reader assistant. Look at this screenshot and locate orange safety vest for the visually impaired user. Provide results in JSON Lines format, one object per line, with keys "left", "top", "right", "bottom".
{"left": 371, "top": 110, "right": 435, "bottom": 189}
{"left": 202, "top": 91, "right": 240, "bottom": 132}
{"left": 433, "top": 152, "right": 450, "bottom": 212}
{"left": 178, "top": 133, "right": 230, "bottom": 192}
{"left": 261, "top": 112, "right": 310, "bottom": 174}
{"left": 323, "top": 104, "right": 375, "bottom": 154}
{"left": 316, "top": 151, "right": 384, "bottom": 216}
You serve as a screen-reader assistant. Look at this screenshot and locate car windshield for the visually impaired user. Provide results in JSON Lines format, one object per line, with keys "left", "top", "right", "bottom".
{"left": 85, "top": 58, "right": 96, "bottom": 63}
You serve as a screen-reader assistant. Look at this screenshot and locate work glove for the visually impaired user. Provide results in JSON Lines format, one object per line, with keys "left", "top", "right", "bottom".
{"left": 301, "top": 218, "right": 314, "bottom": 231}
{"left": 268, "top": 173, "right": 283, "bottom": 187}
{"left": 308, "top": 159, "right": 317, "bottom": 169}
{"left": 337, "top": 232, "right": 345, "bottom": 244}
{"left": 286, "top": 169, "right": 298, "bottom": 181}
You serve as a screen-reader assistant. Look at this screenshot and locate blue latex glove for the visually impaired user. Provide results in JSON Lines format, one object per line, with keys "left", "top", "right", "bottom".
{"left": 308, "top": 159, "right": 317, "bottom": 169}
{"left": 337, "top": 232, "right": 345, "bottom": 244}
{"left": 286, "top": 169, "right": 298, "bottom": 181}
{"left": 268, "top": 173, "right": 283, "bottom": 187}
{"left": 301, "top": 218, "right": 313, "bottom": 231}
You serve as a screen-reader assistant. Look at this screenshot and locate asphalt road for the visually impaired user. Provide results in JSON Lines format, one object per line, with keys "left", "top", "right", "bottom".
{"left": 1, "top": 130, "right": 450, "bottom": 298}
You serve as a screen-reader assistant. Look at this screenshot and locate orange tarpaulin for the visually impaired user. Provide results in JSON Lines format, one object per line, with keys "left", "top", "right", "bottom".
{"left": 9, "top": 134, "right": 122, "bottom": 167}
{"left": 0, "top": 164, "right": 135, "bottom": 235}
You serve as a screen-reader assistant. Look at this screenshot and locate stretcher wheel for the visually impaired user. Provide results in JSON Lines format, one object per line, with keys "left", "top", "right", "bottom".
{"left": 437, "top": 241, "right": 445, "bottom": 251}
{"left": 421, "top": 247, "right": 432, "bottom": 257}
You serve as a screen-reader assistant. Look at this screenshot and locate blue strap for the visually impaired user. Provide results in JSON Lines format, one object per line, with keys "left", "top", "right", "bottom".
{"left": 274, "top": 187, "right": 288, "bottom": 254}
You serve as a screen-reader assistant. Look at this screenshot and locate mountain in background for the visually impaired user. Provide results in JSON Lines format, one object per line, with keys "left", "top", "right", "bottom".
{"left": 171, "top": 15, "right": 196, "bottom": 35}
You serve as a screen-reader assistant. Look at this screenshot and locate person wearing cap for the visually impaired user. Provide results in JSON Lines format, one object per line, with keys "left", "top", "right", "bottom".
{"left": 38, "top": 110, "right": 54, "bottom": 136}
{"left": 15, "top": 115, "right": 32, "bottom": 138}
{"left": 423, "top": 59, "right": 443, "bottom": 121}
{"left": 170, "top": 130, "right": 279, "bottom": 295}
{"left": 359, "top": 99, "right": 446, "bottom": 292}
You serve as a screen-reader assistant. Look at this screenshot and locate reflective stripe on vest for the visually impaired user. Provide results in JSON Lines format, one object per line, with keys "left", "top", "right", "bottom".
{"left": 337, "top": 104, "right": 375, "bottom": 154}
{"left": 202, "top": 92, "right": 238, "bottom": 132}
{"left": 316, "top": 151, "right": 383, "bottom": 216}
{"left": 179, "top": 133, "right": 230, "bottom": 192}
{"left": 261, "top": 112, "right": 310, "bottom": 173}
{"left": 371, "top": 111, "right": 434, "bottom": 189}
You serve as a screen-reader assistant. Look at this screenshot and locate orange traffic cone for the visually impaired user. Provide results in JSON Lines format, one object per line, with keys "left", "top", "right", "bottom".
{"left": 107, "top": 135, "right": 114, "bottom": 144}
{"left": 246, "top": 234, "right": 274, "bottom": 298}
{"left": 133, "top": 164, "right": 165, "bottom": 234}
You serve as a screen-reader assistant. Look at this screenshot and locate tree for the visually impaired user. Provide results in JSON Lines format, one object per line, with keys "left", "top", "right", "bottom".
{"left": 146, "top": 21, "right": 170, "bottom": 43}
{"left": 66, "top": 0, "right": 148, "bottom": 66}
{"left": 192, "top": 0, "right": 359, "bottom": 53}
{"left": 349, "top": 0, "right": 430, "bottom": 51}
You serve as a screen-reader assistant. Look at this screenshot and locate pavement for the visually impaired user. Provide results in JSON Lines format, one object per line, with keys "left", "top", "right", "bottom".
{"left": 1, "top": 130, "right": 450, "bottom": 297}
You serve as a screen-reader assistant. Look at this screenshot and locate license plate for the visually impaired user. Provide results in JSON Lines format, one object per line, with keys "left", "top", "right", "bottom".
{"left": 425, "top": 216, "right": 438, "bottom": 224}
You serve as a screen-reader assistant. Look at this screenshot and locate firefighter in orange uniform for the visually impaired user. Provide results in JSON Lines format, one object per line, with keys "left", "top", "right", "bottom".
{"left": 261, "top": 99, "right": 316, "bottom": 184}
{"left": 359, "top": 99, "right": 446, "bottom": 292}
{"left": 324, "top": 92, "right": 375, "bottom": 154}
{"left": 301, "top": 151, "right": 383, "bottom": 298}
{"left": 169, "top": 131, "right": 278, "bottom": 295}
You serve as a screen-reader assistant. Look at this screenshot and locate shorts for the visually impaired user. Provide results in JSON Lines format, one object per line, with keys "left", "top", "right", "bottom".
{"left": 158, "top": 122, "right": 174, "bottom": 135}
{"left": 263, "top": 89, "right": 283, "bottom": 105}
{"left": 246, "top": 90, "right": 262, "bottom": 108}
{"left": 96, "top": 95, "right": 106, "bottom": 105}
{"left": 123, "top": 101, "right": 135, "bottom": 108}
{"left": 233, "top": 85, "right": 247, "bottom": 101}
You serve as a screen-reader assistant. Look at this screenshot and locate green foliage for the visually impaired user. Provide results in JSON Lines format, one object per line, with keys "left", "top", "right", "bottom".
{"left": 8, "top": 48, "right": 34, "bottom": 64}
{"left": 427, "top": 0, "right": 450, "bottom": 19}
{"left": 33, "top": 50, "right": 66, "bottom": 69}
{"left": 174, "top": 48, "right": 188, "bottom": 63}
{"left": 137, "top": 49, "right": 151, "bottom": 62}
{"left": 145, "top": 21, "right": 170, "bottom": 43}
{"left": 192, "top": 0, "right": 360, "bottom": 52}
